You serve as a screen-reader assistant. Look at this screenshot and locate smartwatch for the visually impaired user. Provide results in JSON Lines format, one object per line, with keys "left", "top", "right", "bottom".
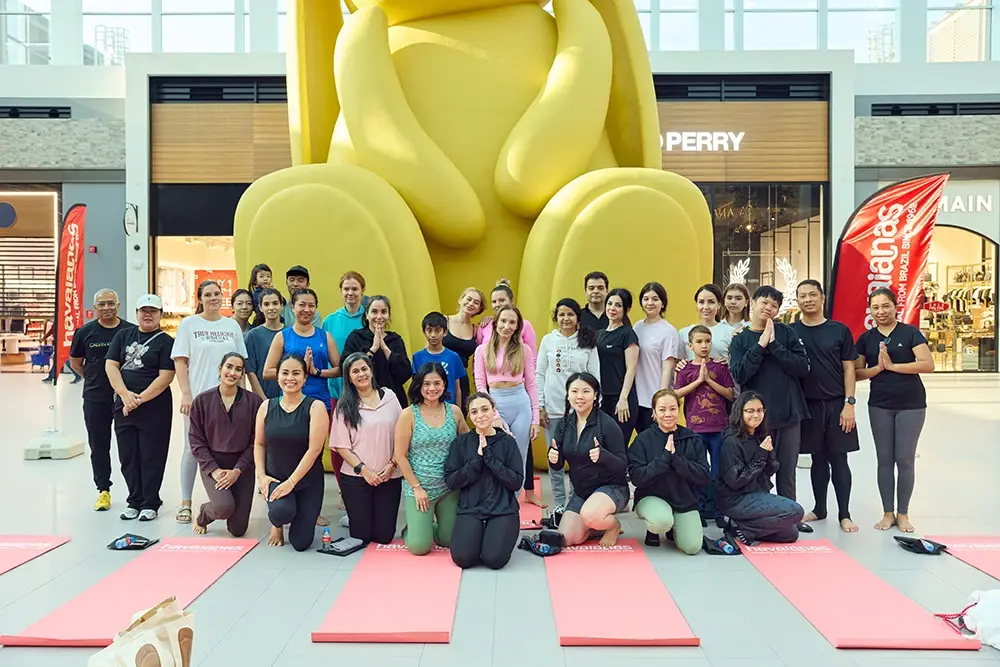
{"left": 845, "top": 397, "right": 856, "bottom": 405}
{"left": 353, "top": 462, "right": 364, "bottom": 474}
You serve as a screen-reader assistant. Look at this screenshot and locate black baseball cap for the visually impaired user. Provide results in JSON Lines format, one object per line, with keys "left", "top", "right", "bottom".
{"left": 286, "top": 265, "right": 310, "bottom": 280}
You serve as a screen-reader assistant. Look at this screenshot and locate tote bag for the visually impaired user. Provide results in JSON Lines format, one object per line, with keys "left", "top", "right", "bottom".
{"left": 87, "top": 596, "right": 194, "bottom": 667}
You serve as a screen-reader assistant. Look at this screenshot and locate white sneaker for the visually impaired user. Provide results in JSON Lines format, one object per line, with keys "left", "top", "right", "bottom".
{"left": 138, "top": 509, "right": 157, "bottom": 522}
{"left": 339, "top": 515, "right": 350, "bottom": 528}
{"left": 120, "top": 507, "right": 139, "bottom": 520}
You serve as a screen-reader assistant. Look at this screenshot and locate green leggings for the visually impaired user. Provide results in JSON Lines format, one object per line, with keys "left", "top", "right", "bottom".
{"left": 635, "top": 496, "right": 703, "bottom": 555}
{"left": 403, "top": 491, "right": 459, "bottom": 556}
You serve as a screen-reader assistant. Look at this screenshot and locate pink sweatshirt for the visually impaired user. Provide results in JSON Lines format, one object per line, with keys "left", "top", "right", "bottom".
{"left": 476, "top": 318, "right": 537, "bottom": 352}
{"left": 473, "top": 342, "right": 540, "bottom": 423}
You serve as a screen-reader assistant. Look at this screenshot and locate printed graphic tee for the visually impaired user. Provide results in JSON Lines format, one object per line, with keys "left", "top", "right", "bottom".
{"left": 171, "top": 315, "right": 248, "bottom": 396}
{"left": 106, "top": 327, "right": 175, "bottom": 406}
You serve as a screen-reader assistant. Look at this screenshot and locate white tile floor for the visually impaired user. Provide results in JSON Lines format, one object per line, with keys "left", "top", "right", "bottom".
{"left": 0, "top": 370, "right": 998, "bottom": 667}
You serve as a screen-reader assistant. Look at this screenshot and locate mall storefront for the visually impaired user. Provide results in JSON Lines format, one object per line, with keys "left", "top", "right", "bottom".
{"left": 656, "top": 74, "right": 830, "bottom": 320}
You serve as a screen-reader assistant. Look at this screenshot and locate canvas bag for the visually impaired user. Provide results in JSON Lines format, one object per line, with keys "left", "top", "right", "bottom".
{"left": 936, "top": 590, "right": 1000, "bottom": 649}
{"left": 87, "top": 596, "right": 194, "bottom": 667}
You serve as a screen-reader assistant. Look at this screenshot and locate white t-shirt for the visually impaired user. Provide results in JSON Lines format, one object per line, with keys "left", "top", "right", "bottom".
{"left": 633, "top": 318, "right": 683, "bottom": 408}
{"left": 171, "top": 315, "right": 248, "bottom": 396}
{"left": 679, "top": 320, "right": 736, "bottom": 361}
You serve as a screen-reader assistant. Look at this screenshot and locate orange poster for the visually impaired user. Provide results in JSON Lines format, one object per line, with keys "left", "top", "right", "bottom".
{"left": 194, "top": 270, "right": 239, "bottom": 317}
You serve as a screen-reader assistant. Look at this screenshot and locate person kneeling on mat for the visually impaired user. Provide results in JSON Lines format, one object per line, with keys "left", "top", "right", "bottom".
{"left": 254, "top": 353, "right": 330, "bottom": 551}
{"left": 189, "top": 352, "right": 263, "bottom": 537}
{"left": 547, "top": 372, "right": 629, "bottom": 548}
{"left": 445, "top": 393, "right": 524, "bottom": 569}
{"left": 717, "top": 391, "right": 804, "bottom": 545}
{"left": 627, "top": 389, "right": 709, "bottom": 554}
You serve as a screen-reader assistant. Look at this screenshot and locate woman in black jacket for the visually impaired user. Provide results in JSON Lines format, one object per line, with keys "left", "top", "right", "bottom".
{"left": 445, "top": 392, "right": 524, "bottom": 570}
{"left": 717, "top": 391, "right": 804, "bottom": 545}
{"left": 627, "top": 389, "right": 709, "bottom": 554}
{"left": 341, "top": 295, "right": 412, "bottom": 407}
{"left": 547, "top": 372, "right": 628, "bottom": 547}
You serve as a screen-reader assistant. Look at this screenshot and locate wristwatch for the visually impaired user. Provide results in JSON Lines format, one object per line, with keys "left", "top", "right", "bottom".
{"left": 845, "top": 397, "right": 856, "bottom": 405}
{"left": 353, "top": 462, "right": 364, "bottom": 474}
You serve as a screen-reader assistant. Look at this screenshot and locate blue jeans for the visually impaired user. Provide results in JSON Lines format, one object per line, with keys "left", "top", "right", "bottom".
{"left": 726, "top": 491, "right": 804, "bottom": 543}
{"left": 696, "top": 431, "right": 724, "bottom": 521}
{"left": 46, "top": 361, "right": 80, "bottom": 382}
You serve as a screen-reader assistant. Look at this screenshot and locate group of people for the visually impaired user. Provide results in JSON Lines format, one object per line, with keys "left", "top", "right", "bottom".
{"left": 66, "top": 262, "right": 933, "bottom": 567}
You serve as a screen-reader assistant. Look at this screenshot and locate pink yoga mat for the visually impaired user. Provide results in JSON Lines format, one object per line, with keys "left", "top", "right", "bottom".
{"left": 743, "top": 539, "right": 979, "bottom": 650}
{"left": 312, "top": 540, "right": 461, "bottom": 643}
{"left": 519, "top": 475, "right": 543, "bottom": 530}
{"left": 544, "top": 538, "right": 699, "bottom": 646}
{"left": 0, "top": 535, "right": 69, "bottom": 577}
{"left": 0, "top": 537, "right": 256, "bottom": 647}
{"left": 929, "top": 535, "right": 1000, "bottom": 582}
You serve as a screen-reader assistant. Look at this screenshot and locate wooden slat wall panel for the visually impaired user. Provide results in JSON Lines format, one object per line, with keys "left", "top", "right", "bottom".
{"left": 151, "top": 104, "right": 292, "bottom": 183}
{"left": 0, "top": 193, "right": 59, "bottom": 238}
{"left": 658, "top": 101, "right": 829, "bottom": 183}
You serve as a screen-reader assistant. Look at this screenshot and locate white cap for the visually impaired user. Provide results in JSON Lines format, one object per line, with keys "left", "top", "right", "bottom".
{"left": 136, "top": 294, "right": 163, "bottom": 311}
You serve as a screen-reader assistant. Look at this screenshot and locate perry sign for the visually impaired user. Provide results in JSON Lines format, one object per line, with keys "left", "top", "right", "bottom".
{"left": 661, "top": 131, "right": 746, "bottom": 152}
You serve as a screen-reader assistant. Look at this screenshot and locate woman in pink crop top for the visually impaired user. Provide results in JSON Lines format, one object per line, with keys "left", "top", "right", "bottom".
{"left": 476, "top": 279, "right": 537, "bottom": 351}
{"left": 474, "top": 305, "right": 543, "bottom": 507}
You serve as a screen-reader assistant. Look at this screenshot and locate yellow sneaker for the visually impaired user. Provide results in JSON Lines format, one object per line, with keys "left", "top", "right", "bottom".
{"left": 94, "top": 491, "right": 111, "bottom": 511}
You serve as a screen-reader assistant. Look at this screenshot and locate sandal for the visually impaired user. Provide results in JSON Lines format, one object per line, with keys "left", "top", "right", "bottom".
{"left": 176, "top": 507, "right": 192, "bottom": 524}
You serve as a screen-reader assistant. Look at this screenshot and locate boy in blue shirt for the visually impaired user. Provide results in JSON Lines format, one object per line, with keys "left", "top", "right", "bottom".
{"left": 412, "top": 312, "right": 466, "bottom": 409}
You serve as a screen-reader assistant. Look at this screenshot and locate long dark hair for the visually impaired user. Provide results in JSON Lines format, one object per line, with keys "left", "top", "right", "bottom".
{"left": 552, "top": 297, "right": 597, "bottom": 348}
{"left": 639, "top": 281, "right": 668, "bottom": 314}
{"left": 361, "top": 295, "right": 392, "bottom": 329}
{"left": 728, "top": 390, "right": 769, "bottom": 439}
{"left": 252, "top": 287, "right": 284, "bottom": 327}
{"left": 606, "top": 287, "right": 632, "bottom": 327}
{"left": 194, "top": 280, "right": 221, "bottom": 315}
{"left": 408, "top": 362, "right": 451, "bottom": 405}
{"left": 247, "top": 263, "right": 272, "bottom": 291}
{"left": 335, "top": 352, "right": 379, "bottom": 430}
{"left": 231, "top": 289, "right": 252, "bottom": 317}
{"left": 723, "top": 282, "right": 751, "bottom": 322}
{"left": 554, "top": 372, "right": 604, "bottom": 451}
{"left": 694, "top": 284, "right": 724, "bottom": 323}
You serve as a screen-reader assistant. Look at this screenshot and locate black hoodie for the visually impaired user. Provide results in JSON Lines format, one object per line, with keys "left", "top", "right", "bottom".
{"left": 627, "top": 425, "right": 709, "bottom": 513}
{"left": 548, "top": 409, "right": 627, "bottom": 500}
{"left": 444, "top": 430, "right": 523, "bottom": 520}
{"left": 716, "top": 427, "right": 780, "bottom": 511}
{"left": 342, "top": 327, "right": 412, "bottom": 407}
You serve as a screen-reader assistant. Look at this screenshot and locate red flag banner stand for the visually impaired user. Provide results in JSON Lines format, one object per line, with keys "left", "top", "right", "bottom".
{"left": 26, "top": 204, "right": 87, "bottom": 462}
{"left": 829, "top": 174, "right": 950, "bottom": 341}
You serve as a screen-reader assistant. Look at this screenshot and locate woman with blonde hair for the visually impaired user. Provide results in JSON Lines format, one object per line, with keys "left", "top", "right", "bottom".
{"left": 445, "top": 287, "right": 486, "bottom": 412}
{"left": 474, "top": 305, "right": 542, "bottom": 506}
{"left": 476, "top": 279, "right": 537, "bottom": 351}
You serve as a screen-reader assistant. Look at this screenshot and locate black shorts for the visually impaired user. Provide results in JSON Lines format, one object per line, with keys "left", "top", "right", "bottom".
{"left": 800, "top": 397, "right": 860, "bottom": 455}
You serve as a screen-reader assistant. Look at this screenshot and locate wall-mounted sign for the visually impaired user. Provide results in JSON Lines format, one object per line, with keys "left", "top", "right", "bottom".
{"left": 924, "top": 301, "right": 950, "bottom": 313}
{"left": 938, "top": 194, "right": 993, "bottom": 214}
{"left": 658, "top": 101, "right": 829, "bottom": 183}
{"left": 661, "top": 131, "right": 745, "bottom": 153}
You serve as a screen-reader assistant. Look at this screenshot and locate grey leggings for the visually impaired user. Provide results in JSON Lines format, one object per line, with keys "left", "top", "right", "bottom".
{"left": 180, "top": 414, "right": 199, "bottom": 502}
{"left": 869, "top": 407, "right": 925, "bottom": 515}
{"left": 491, "top": 385, "right": 534, "bottom": 491}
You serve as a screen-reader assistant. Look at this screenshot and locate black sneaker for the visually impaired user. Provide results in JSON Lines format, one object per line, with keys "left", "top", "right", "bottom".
{"left": 797, "top": 522, "right": 814, "bottom": 533}
{"left": 664, "top": 528, "right": 675, "bottom": 543}
{"left": 645, "top": 531, "right": 660, "bottom": 547}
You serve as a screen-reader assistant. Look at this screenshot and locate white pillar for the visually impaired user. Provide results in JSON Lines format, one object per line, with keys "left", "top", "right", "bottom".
{"left": 235, "top": 0, "right": 246, "bottom": 52}
{"left": 50, "top": 0, "right": 83, "bottom": 65}
{"left": 249, "top": 0, "right": 279, "bottom": 52}
{"left": 732, "top": 0, "right": 744, "bottom": 51}
{"left": 151, "top": 0, "right": 162, "bottom": 53}
{"left": 700, "top": 0, "right": 725, "bottom": 51}
{"left": 650, "top": 0, "right": 661, "bottom": 51}
{"left": 817, "top": 0, "right": 828, "bottom": 51}
{"left": 899, "top": 0, "right": 928, "bottom": 63}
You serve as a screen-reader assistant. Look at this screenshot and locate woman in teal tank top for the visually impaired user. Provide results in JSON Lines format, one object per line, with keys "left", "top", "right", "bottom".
{"left": 394, "top": 363, "right": 469, "bottom": 555}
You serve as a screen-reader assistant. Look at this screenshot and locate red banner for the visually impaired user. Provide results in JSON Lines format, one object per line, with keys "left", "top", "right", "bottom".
{"left": 830, "top": 174, "right": 949, "bottom": 340}
{"left": 54, "top": 204, "right": 87, "bottom": 377}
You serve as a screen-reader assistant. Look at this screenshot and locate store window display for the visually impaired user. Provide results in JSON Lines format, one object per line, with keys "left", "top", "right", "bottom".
{"left": 920, "top": 228, "right": 996, "bottom": 373}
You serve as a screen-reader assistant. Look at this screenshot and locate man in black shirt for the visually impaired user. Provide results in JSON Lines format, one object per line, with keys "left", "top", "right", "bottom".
{"left": 791, "top": 280, "right": 859, "bottom": 533}
{"left": 105, "top": 294, "right": 176, "bottom": 522}
{"left": 69, "top": 289, "right": 135, "bottom": 512}
{"left": 579, "top": 271, "right": 609, "bottom": 332}
{"left": 730, "top": 286, "right": 810, "bottom": 509}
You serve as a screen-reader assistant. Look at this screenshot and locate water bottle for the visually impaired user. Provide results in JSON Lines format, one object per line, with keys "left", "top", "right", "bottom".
{"left": 115, "top": 536, "right": 134, "bottom": 549}
{"left": 718, "top": 539, "right": 735, "bottom": 555}
{"left": 321, "top": 527, "right": 332, "bottom": 551}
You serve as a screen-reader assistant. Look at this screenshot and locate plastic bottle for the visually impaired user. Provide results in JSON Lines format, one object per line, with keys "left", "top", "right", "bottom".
{"left": 115, "top": 536, "right": 134, "bottom": 549}
{"left": 321, "top": 527, "right": 332, "bottom": 551}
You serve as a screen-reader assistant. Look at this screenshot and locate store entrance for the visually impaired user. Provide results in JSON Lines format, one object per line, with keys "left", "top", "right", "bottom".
{"left": 920, "top": 227, "right": 997, "bottom": 373}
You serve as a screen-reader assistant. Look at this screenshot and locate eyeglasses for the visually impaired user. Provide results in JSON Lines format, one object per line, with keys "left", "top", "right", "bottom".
{"left": 742, "top": 408, "right": 765, "bottom": 415}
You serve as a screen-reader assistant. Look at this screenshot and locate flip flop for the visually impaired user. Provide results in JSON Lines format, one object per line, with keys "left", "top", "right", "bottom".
{"left": 176, "top": 507, "right": 192, "bottom": 524}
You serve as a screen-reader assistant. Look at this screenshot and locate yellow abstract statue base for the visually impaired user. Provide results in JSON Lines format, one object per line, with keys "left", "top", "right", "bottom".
{"left": 234, "top": 0, "right": 714, "bottom": 469}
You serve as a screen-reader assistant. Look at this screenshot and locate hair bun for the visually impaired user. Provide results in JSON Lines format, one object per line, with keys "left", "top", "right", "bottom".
{"left": 495, "top": 278, "right": 511, "bottom": 288}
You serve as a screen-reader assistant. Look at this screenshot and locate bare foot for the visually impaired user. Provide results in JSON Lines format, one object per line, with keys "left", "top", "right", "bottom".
{"left": 267, "top": 526, "right": 285, "bottom": 547}
{"left": 840, "top": 518, "right": 859, "bottom": 533}
{"left": 337, "top": 502, "right": 346, "bottom": 511}
{"left": 896, "top": 514, "right": 915, "bottom": 533}
{"left": 599, "top": 519, "right": 622, "bottom": 548}
{"left": 802, "top": 511, "right": 820, "bottom": 522}
{"left": 193, "top": 521, "right": 206, "bottom": 535}
{"left": 316, "top": 515, "right": 330, "bottom": 527}
{"left": 874, "top": 512, "right": 896, "bottom": 531}
{"left": 524, "top": 492, "right": 547, "bottom": 508}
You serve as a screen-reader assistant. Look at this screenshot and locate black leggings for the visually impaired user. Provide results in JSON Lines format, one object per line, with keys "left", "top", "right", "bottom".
{"left": 450, "top": 514, "right": 519, "bottom": 570}
{"left": 267, "top": 477, "right": 324, "bottom": 552}
{"left": 339, "top": 474, "right": 402, "bottom": 544}
{"left": 809, "top": 452, "right": 852, "bottom": 522}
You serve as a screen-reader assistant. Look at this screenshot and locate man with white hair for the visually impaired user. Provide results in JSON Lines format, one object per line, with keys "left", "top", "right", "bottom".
{"left": 69, "top": 289, "right": 135, "bottom": 511}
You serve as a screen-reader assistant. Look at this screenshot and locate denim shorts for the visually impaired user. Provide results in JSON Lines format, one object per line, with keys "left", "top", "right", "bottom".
{"left": 565, "top": 484, "right": 630, "bottom": 515}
